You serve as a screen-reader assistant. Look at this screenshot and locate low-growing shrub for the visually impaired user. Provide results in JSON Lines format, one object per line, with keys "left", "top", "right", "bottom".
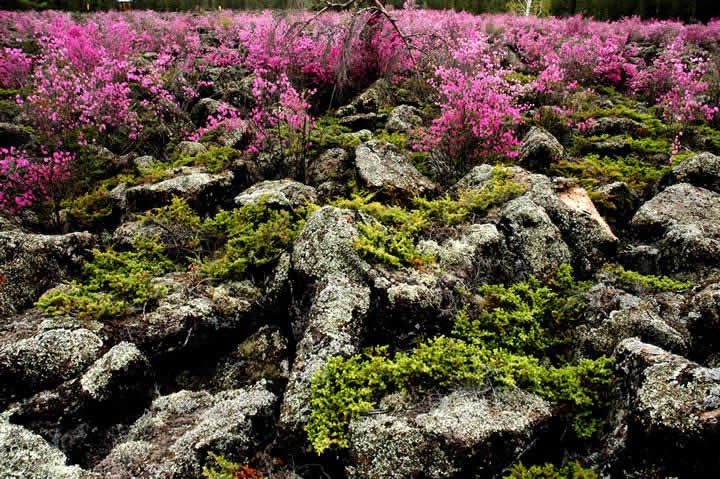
{"left": 332, "top": 167, "right": 526, "bottom": 267}
{"left": 600, "top": 264, "right": 694, "bottom": 293}
{"left": 36, "top": 237, "right": 176, "bottom": 320}
{"left": 202, "top": 453, "right": 263, "bottom": 479}
{"left": 503, "top": 461, "right": 599, "bottom": 479}
{"left": 307, "top": 266, "right": 614, "bottom": 453}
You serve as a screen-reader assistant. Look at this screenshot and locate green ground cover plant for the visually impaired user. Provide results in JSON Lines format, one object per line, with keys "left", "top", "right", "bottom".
{"left": 35, "top": 237, "right": 176, "bottom": 320}
{"left": 307, "top": 266, "right": 614, "bottom": 453}
{"left": 332, "top": 167, "right": 526, "bottom": 267}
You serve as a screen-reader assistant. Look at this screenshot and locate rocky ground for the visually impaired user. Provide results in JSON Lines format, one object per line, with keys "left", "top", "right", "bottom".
{"left": 2, "top": 79, "right": 720, "bottom": 479}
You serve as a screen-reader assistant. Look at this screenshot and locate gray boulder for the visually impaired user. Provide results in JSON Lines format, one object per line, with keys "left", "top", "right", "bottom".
{"left": 190, "top": 98, "right": 223, "bottom": 127}
{"left": 211, "top": 326, "right": 289, "bottom": 390}
{"left": 0, "top": 421, "right": 95, "bottom": 479}
{"left": 175, "top": 141, "right": 208, "bottom": 157}
{"left": 385, "top": 105, "right": 423, "bottom": 134}
{"left": 80, "top": 342, "right": 153, "bottom": 404}
{"left": 107, "top": 277, "right": 262, "bottom": 359}
{"left": 498, "top": 195, "right": 572, "bottom": 280}
{"left": 234, "top": 179, "right": 317, "bottom": 209}
{"left": 585, "top": 116, "right": 642, "bottom": 136}
{"left": 457, "top": 166, "right": 617, "bottom": 276}
{"left": 629, "top": 183, "right": 720, "bottom": 276}
{"left": 339, "top": 112, "right": 383, "bottom": 131}
{"left": 291, "top": 206, "right": 369, "bottom": 282}
{"left": 306, "top": 147, "right": 353, "bottom": 186}
{"left": 280, "top": 207, "right": 371, "bottom": 430}
{"left": 688, "top": 282, "right": 720, "bottom": 357}
{"left": 615, "top": 338, "right": 720, "bottom": 468}
{"left": 0, "top": 228, "right": 93, "bottom": 315}
{"left": 417, "top": 223, "right": 505, "bottom": 284}
{"left": 0, "top": 122, "right": 34, "bottom": 147}
{"left": 280, "top": 272, "right": 370, "bottom": 429}
{"left": 124, "top": 167, "right": 234, "bottom": 212}
{"left": 0, "top": 329, "right": 102, "bottom": 404}
{"left": 663, "top": 152, "right": 720, "bottom": 193}
{"left": 336, "top": 79, "right": 391, "bottom": 117}
{"left": 346, "top": 388, "right": 551, "bottom": 479}
{"left": 517, "top": 127, "right": 564, "bottom": 173}
{"left": 355, "top": 141, "right": 437, "bottom": 197}
{"left": 95, "top": 381, "right": 277, "bottom": 479}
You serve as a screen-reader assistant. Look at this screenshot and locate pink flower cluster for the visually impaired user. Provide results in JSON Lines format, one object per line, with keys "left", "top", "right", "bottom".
{"left": 0, "top": 147, "right": 73, "bottom": 215}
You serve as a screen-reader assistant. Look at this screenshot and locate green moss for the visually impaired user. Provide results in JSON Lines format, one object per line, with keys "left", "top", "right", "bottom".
{"left": 550, "top": 153, "right": 669, "bottom": 196}
{"left": 35, "top": 237, "right": 177, "bottom": 320}
{"left": 309, "top": 115, "right": 361, "bottom": 152}
{"left": 307, "top": 266, "right": 614, "bottom": 453}
{"left": 504, "top": 461, "right": 599, "bottom": 479}
{"left": 170, "top": 145, "right": 240, "bottom": 174}
{"left": 198, "top": 198, "right": 315, "bottom": 279}
{"left": 601, "top": 264, "right": 694, "bottom": 293}
{"left": 332, "top": 167, "right": 525, "bottom": 267}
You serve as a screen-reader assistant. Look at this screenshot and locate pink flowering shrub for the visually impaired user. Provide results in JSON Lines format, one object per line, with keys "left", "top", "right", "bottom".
{"left": 1, "top": 8, "right": 720, "bottom": 219}
{"left": 0, "top": 147, "right": 73, "bottom": 216}
{"left": 0, "top": 47, "right": 32, "bottom": 89}
{"left": 417, "top": 33, "right": 524, "bottom": 169}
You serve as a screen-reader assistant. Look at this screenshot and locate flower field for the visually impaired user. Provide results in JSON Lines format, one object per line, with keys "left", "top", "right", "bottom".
{"left": 1, "top": 8, "right": 719, "bottom": 218}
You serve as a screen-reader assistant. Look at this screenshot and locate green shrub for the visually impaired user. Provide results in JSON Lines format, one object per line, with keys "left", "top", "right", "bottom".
{"left": 170, "top": 145, "right": 240, "bottom": 174}
{"left": 550, "top": 154, "right": 669, "bottom": 196}
{"left": 453, "top": 265, "right": 590, "bottom": 356}
{"left": 504, "top": 461, "right": 599, "bottom": 479}
{"left": 202, "top": 453, "right": 264, "bottom": 479}
{"left": 198, "top": 199, "right": 315, "bottom": 279}
{"left": 600, "top": 264, "right": 693, "bottom": 293}
{"left": 332, "top": 167, "right": 525, "bottom": 267}
{"left": 307, "top": 266, "right": 614, "bottom": 453}
{"left": 36, "top": 237, "right": 176, "bottom": 320}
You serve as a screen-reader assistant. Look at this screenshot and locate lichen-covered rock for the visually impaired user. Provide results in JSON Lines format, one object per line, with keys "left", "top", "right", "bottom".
{"left": 417, "top": 223, "right": 507, "bottom": 284}
{"left": 580, "top": 304, "right": 688, "bottom": 356}
{"left": 338, "top": 112, "right": 383, "bottom": 131}
{"left": 346, "top": 388, "right": 551, "bottom": 479}
{"left": 0, "top": 228, "right": 93, "bottom": 315}
{"left": 629, "top": 183, "right": 720, "bottom": 276}
{"left": 517, "top": 127, "right": 564, "bottom": 173}
{"left": 498, "top": 196, "right": 572, "bottom": 280}
{"left": 663, "top": 152, "right": 720, "bottom": 193}
{"left": 0, "top": 421, "right": 95, "bottom": 479}
{"left": 291, "top": 206, "right": 369, "bottom": 282}
{"left": 306, "top": 147, "right": 353, "bottom": 186}
{"left": 280, "top": 273, "right": 370, "bottom": 428}
{"left": 688, "top": 282, "right": 720, "bottom": 357}
{"left": 0, "top": 122, "right": 34, "bottom": 147}
{"left": 0, "top": 329, "right": 102, "bottom": 404}
{"left": 94, "top": 381, "right": 277, "bottom": 479}
{"left": 519, "top": 171, "right": 617, "bottom": 275}
{"left": 457, "top": 166, "right": 617, "bottom": 276}
{"left": 234, "top": 179, "right": 317, "bottom": 209}
{"left": 385, "top": 105, "right": 423, "bottom": 133}
{"left": 124, "top": 167, "right": 234, "bottom": 213}
{"left": 80, "top": 342, "right": 153, "bottom": 404}
{"left": 190, "top": 98, "right": 223, "bottom": 127}
{"left": 595, "top": 181, "right": 638, "bottom": 227}
{"left": 355, "top": 141, "right": 437, "bottom": 197}
{"left": 175, "top": 141, "right": 208, "bottom": 157}
{"left": 615, "top": 338, "right": 720, "bottom": 470}
{"left": 336, "top": 79, "right": 391, "bottom": 117}
{"left": 585, "top": 116, "right": 643, "bottom": 136}
{"left": 211, "top": 325, "right": 289, "bottom": 389}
